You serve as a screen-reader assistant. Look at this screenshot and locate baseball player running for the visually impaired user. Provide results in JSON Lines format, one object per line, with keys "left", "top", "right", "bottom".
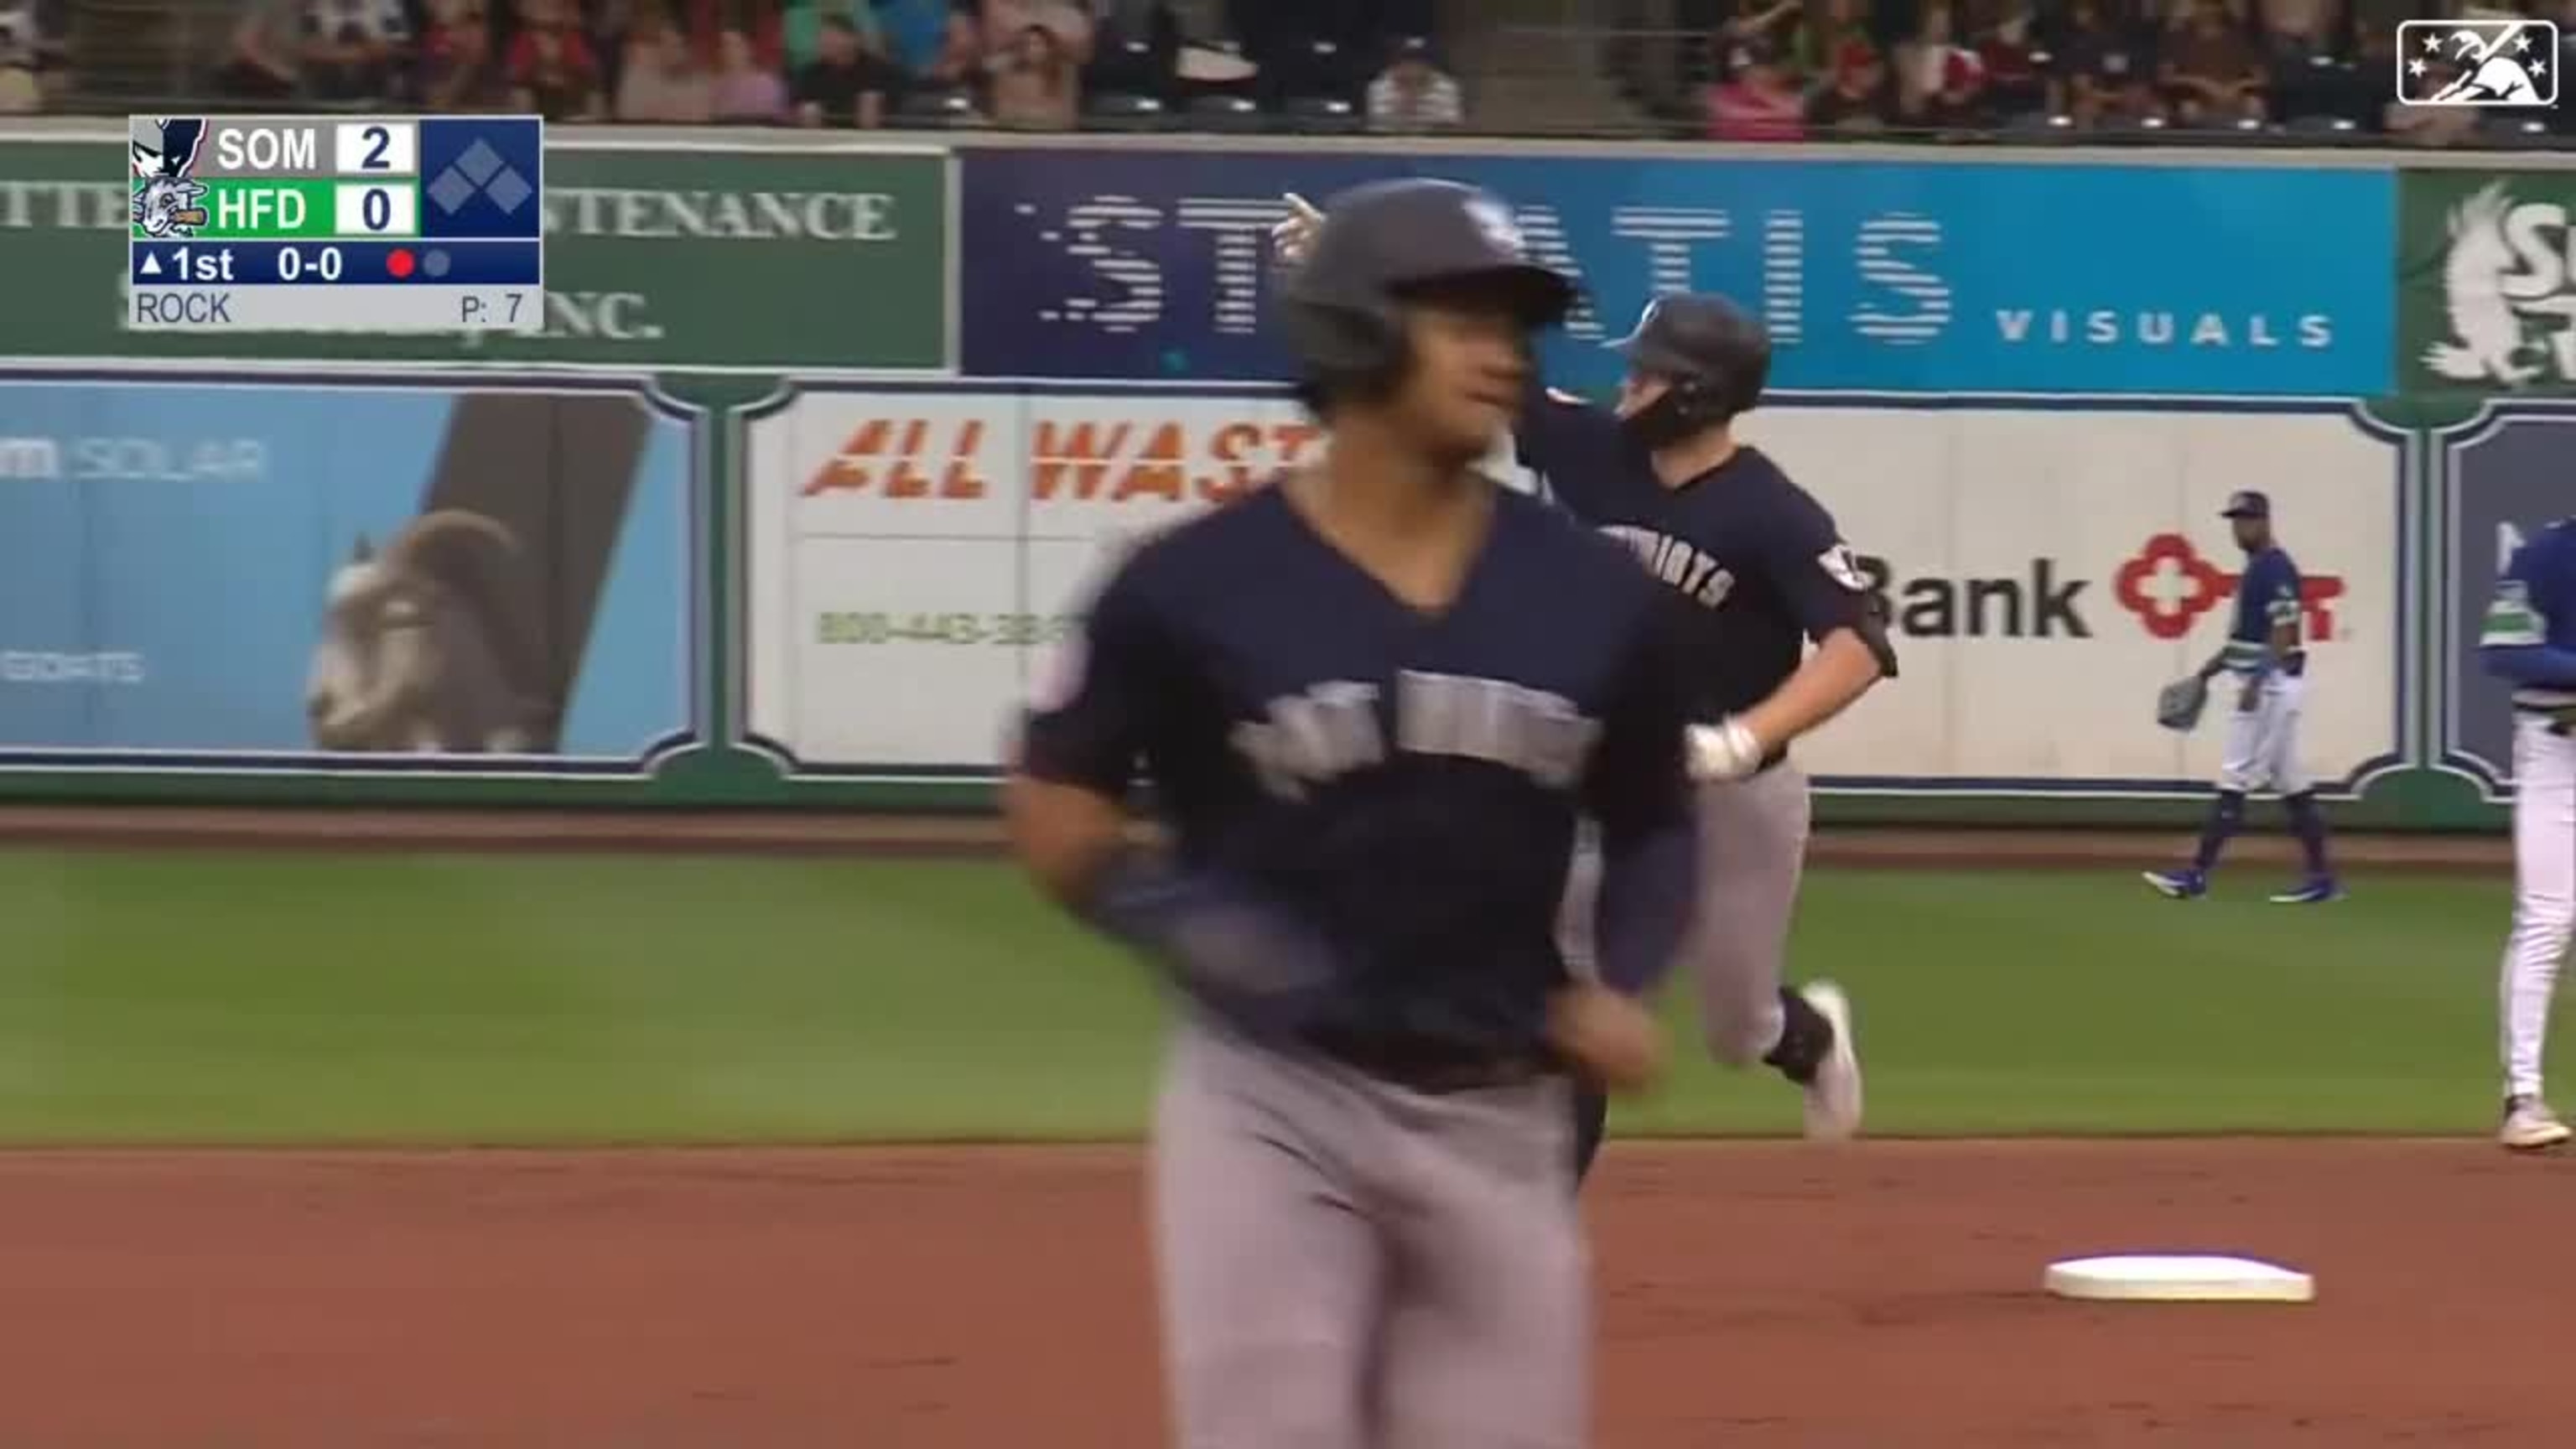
{"left": 2484, "top": 515, "right": 2576, "bottom": 1151}
{"left": 1275, "top": 198, "right": 1890, "bottom": 1178}
{"left": 1007, "top": 179, "right": 1703, "bottom": 1447}
{"left": 2145, "top": 490, "right": 2344, "bottom": 904}
{"left": 1524, "top": 295, "right": 1896, "bottom": 1177}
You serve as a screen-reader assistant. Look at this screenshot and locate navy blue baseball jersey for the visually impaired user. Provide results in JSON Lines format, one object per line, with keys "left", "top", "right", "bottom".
{"left": 2225, "top": 547, "right": 2305, "bottom": 677}
{"left": 2483, "top": 518, "right": 2576, "bottom": 709}
{"left": 1514, "top": 391, "right": 1872, "bottom": 724}
{"left": 1017, "top": 482, "right": 1696, "bottom": 1057}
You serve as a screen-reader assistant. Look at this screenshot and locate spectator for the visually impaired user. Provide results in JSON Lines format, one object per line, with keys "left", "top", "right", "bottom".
{"left": 1918, "top": 39, "right": 1992, "bottom": 127}
{"left": 2386, "top": 51, "right": 2477, "bottom": 143}
{"left": 0, "top": 0, "right": 44, "bottom": 112}
{"left": 1807, "top": 39, "right": 1894, "bottom": 130}
{"left": 870, "top": 0, "right": 982, "bottom": 85}
{"left": 1800, "top": 0, "right": 1881, "bottom": 86}
{"left": 683, "top": 0, "right": 785, "bottom": 70}
{"left": 421, "top": 5, "right": 516, "bottom": 108}
{"left": 1367, "top": 37, "right": 1462, "bottom": 131}
{"left": 793, "top": 13, "right": 906, "bottom": 126}
{"left": 2310, "top": 15, "right": 2392, "bottom": 125}
{"left": 304, "top": 0, "right": 413, "bottom": 102}
{"left": 589, "top": 0, "right": 643, "bottom": 95}
{"left": 984, "top": 0, "right": 1090, "bottom": 55}
{"left": 1706, "top": 38, "right": 1808, "bottom": 139}
{"left": 2158, "top": 0, "right": 2266, "bottom": 124}
{"left": 2046, "top": 0, "right": 2154, "bottom": 124}
{"left": 1896, "top": 3, "right": 1979, "bottom": 122}
{"left": 1976, "top": 2, "right": 2046, "bottom": 117}
{"left": 509, "top": 0, "right": 605, "bottom": 117}
{"left": 784, "top": 0, "right": 865, "bottom": 71}
{"left": 710, "top": 23, "right": 789, "bottom": 118}
{"left": 986, "top": 20, "right": 1079, "bottom": 126}
{"left": 616, "top": 8, "right": 714, "bottom": 118}
{"left": 218, "top": 0, "right": 304, "bottom": 99}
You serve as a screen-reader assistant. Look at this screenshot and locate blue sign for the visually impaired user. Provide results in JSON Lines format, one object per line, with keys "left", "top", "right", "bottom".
{"left": 2442, "top": 406, "right": 2576, "bottom": 793}
{"left": 961, "top": 148, "right": 2393, "bottom": 397}
{"left": 0, "top": 373, "right": 698, "bottom": 771}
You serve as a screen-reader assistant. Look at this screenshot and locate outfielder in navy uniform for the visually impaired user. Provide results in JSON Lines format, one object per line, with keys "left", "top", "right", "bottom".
{"left": 2144, "top": 490, "right": 2343, "bottom": 904}
{"left": 1285, "top": 197, "right": 1890, "bottom": 1181}
{"left": 1005, "top": 179, "right": 1701, "bottom": 1448}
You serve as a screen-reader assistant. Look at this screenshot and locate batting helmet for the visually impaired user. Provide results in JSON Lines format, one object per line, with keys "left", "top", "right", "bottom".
{"left": 1608, "top": 293, "right": 1771, "bottom": 447}
{"left": 1278, "top": 179, "right": 1578, "bottom": 403}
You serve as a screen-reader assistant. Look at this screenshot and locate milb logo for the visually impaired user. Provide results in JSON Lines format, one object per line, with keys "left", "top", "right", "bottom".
{"left": 2113, "top": 533, "right": 2345, "bottom": 641}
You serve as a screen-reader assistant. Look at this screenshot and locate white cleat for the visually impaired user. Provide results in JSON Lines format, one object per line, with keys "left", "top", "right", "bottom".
{"left": 1799, "top": 981, "right": 1863, "bottom": 1143}
{"left": 2501, "top": 1096, "right": 2572, "bottom": 1152}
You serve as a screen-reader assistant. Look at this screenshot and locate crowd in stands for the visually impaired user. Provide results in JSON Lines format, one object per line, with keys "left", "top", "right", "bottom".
{"left": 1678, "top": 0, "right": 2575, "bottom": 140}
{"left": 173, "top": 0, "right": 1461, "bottom": 132}
{"left": 0, "top": 0, "right": 2562, "bottom": 145}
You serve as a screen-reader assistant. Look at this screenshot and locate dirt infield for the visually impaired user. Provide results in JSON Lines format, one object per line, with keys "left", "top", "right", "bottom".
{"left": 1, "top": 1139, "right": 2565, "bottom": 1447}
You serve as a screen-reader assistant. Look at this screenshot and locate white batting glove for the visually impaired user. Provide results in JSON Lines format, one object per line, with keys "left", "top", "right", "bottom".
{"left": 1685, "top": 719, "right": 1765, "bottom": 782}
{"left": 1270, "top": 192, "right": 1324, "bottom": 268}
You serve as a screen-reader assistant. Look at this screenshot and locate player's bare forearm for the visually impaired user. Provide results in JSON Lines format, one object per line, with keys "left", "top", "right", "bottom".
{"left": 1001, "top": 773, "right": 1133, "bottom": 911}
{"left": 1737, "top": 628, "right": 1883, "bottom": 754}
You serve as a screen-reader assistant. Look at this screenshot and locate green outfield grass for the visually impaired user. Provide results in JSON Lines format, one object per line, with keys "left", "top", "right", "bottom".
{"left": 0, "top": 849, "right": 2530, "bottom": 1145}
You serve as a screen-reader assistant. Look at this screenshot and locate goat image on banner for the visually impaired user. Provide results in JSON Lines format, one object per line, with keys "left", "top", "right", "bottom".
{"left": 0, "top": 374, "right": 699, "bottom": 775}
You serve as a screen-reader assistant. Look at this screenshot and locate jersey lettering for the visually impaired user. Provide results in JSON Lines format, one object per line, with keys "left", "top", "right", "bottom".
{"left": 1230, "top": 673, "right": 1602, "bottom": 801}
{"left": 1398, "top": 671, "right": 1601, "bottom": 790}
{"left": 1230, "top": 681, "right": 1385, "bottom": 801}
{"left": 1602, "top": 524, "right": 1735, "bottom": 608}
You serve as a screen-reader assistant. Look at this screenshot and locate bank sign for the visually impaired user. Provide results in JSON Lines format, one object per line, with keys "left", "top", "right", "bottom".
{"left": 960, "top": 148, "right": 2394, "bottom": 397}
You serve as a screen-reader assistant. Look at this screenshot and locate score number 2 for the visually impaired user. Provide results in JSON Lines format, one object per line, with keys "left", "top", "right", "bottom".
{"left": 332, "top": 122, "right": 418, "bottom": 176}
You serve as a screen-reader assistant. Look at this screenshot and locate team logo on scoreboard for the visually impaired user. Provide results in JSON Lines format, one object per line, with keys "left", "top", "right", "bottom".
{"left": 129, "top": 117, "right": 211, "bottom": 240}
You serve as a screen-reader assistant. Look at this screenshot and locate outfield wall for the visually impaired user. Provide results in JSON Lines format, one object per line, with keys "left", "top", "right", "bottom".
{"left": 3, "top": 120, "right": 2571, "bottom": 828}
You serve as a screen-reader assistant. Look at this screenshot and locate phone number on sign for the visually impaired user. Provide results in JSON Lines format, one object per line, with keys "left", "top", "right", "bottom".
{"left": 814, "top": 611, "right": 1079, "bottom": 647}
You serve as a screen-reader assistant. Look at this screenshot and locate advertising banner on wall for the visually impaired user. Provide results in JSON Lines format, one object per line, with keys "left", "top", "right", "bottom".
{"left": 0, "top": 372, "right": 700, "bottom": 772}
{"left": 738, "top": 384, "right": 1322, "bottom": 772}
{"left": 2438, "top": 404, "right": 2576, "bottom": 794}
{"left": 738, "top": 385, "right": 2403, "bottom": 792}
{"left": 2398, "top": 169, "right": 2576, "bottom": 397}
{"left": 961, "top": 148, "right": 2394, "bottom": 398}
{"left": 1732, "top": 401, "right": 2407, "bottom": 792}
{"left": 0, "top": 135, "right": 948, "bottom": 371}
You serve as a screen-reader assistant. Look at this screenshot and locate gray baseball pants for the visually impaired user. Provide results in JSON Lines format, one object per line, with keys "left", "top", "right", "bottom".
{"left": 1150, "top": 1014, "right": 1588, "bottom": 1449}
{"left": 1558, "top": 764, "right": 1813, "bottom": 1063}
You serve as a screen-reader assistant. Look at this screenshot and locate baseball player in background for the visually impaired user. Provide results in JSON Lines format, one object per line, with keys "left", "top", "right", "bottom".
{"left": 2483, "top": 515, "right": 2576, "bottom": 1152}
{"left": 1275, "top": 196, "right": 1892, "bottom": 1179}
{"left": 2145, "top": 491, "right": 2344, "bottom": 905}
{"left": 1007, "top": 179, "right": 1703, "bottom": 1447}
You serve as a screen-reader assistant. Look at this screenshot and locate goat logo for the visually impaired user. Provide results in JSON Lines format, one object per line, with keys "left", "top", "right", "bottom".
{"left": 306, "top": 510, "right": 548, "bottom": 754}
{"left": 2419, "top": 180, "right": 2576, "bottom": 388}
{"left": 129, "top": 116, "right": 210, "bottom": 239}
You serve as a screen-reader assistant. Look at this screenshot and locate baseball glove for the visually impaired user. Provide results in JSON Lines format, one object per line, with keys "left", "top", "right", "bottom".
{"left": 2156, "top": 676, "right": 2210, "bottom": 733}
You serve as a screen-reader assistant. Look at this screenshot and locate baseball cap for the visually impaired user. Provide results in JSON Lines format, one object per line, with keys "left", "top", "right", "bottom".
{"left": 2220, "top": 490, "right": 2271, "bottom": 519}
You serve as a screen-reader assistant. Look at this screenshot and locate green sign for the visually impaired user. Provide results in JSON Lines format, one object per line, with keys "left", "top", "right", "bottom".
{"left": 2398, "top": 168, "right": 2576, "bottom": 396}
{"left": 6, "top": 133, "right": 948, "bottom": 371}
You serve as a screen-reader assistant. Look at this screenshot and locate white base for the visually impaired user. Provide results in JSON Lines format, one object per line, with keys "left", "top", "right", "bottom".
{"left": 2044, "top": 1254, "right": 2314, "bottom": 1303}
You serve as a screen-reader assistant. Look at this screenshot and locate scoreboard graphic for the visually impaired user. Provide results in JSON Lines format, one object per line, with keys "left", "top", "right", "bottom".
{"left": 127, "top": 115, "right": 545, "bottom": 335}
